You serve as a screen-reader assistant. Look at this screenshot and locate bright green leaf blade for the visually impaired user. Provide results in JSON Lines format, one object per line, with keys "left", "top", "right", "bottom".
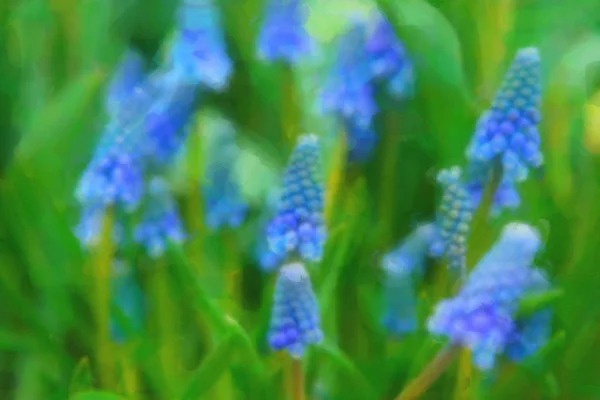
{"left": 70, "top": 391, "right": 127, "bottom": 400}
{"left": 69, "top": 357, "right": 93, "bottom": 395}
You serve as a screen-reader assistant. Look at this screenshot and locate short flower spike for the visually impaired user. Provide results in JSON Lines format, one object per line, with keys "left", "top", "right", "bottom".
{"left": 203, "top": 121, "right": 248, "bottom": 230}
{"left": 268, "top": 262, "right": 323, "bottom": 358}
{"left": 317, "top": 22, "right": 377, "bottom": 129}
{"left": 267, "top": 134, "right": 326, "bottom": 262}
{"left": 428, "top": 223, "right": 552, "bottom": 370}
{"left": 382, "top": 223, "right": 436, "bottom": 335}
{"left": 466, "top": 48, "right": 543, "bottom": 212}
{"left": 365, "top": 14, "right": 414, "bottom": 99}
{"left": 170, "top": 0, "right": 232, "bottom": 91}
{"left": 134, "top": 177, "right": 186, "bottom": 258}
{"left": 256, "top": 0, "right": 313, "bottom": 64}
{"left": 429, "top": 167, "right": 474, "bottom": 275}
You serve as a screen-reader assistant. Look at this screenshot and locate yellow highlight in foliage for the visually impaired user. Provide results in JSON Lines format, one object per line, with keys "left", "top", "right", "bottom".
{"left": 325, "top": 133, "right": 347, "bottom": 227}
{"left": 585, "top": 92, "right": 600, "bottom": 154}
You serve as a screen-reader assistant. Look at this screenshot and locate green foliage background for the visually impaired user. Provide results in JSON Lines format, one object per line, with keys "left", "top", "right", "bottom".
{"left": 2, "top": 0, "right": 600, "bottom": 399}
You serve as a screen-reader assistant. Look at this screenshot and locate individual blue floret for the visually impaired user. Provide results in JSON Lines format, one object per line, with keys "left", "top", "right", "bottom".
{"left": 203, "top": 120, "right": 248, "bottom": 230}
{"left": 105, "top": 49, "right": 147, "bottom": 117}
{"left": 142, "top": 70, "right": 198, "bottom": 168}
{"left": 256, "top": 0, "right": 313, "bottom": 64}
{"left": 170, "top": 0, "right": 233, "bottom": 91}
{"left": 317, "top": 22, "right": 377, "bottom": 129}
{"left": 365, "top": 14, "right": 414, "bottom": 99}
{"left": 381, "top": 223, "right": 436, "bottom": 336}
{"left": 344, "top": 119, "right": 379, "bottom": 163}
{"left": 428, "top": 222, "right": 552, "bottom": 370}
{"left": 267, "top": 262, "right": 323, "bottom": 358}
{"left": 465, "top": 48, "right": 543, "bottom": 212}
{"left": 110, "top": 260, "right": 146, "bottom": 343}
{"left": 267, "top": 134, "right": 326, "bottom": 262}
{"left": 134, "top": 177, "right": 186, "bottom": 258}
{"left": 74, "top": 204, "right": 123, "bottom": 249}
{"left": 429, "top": 167, "right": 474, "bottom": 275}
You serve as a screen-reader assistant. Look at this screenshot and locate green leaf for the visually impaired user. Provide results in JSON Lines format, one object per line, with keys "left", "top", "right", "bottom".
{"left": 179, "top": 333, "right": 236, "bottom": 400}
{"left": 515, "top": 289, "right": 563, "bottom": 319}
{"left": 69, "top": 357, "right": 94, "bottom": 395}
{"left": 14, "top": 69, "right": 106, "bottom": 163}
{"left": 373, "top": 0, "right": 475, "bottom": 163}
{"left": 70, "top": 391, "right": 127, "bottom": 400}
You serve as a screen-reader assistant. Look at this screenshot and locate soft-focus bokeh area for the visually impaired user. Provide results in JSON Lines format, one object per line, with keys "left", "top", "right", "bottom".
{"left": 1, "top": 0, "right": 600, "bottom": 399}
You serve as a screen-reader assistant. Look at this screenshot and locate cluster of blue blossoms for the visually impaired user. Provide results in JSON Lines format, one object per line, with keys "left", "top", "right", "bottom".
{"left": 318, "top": 13, "right": 414, "bottom": 162}
{"left": 380, "top": 47, "right": 549, "bottom": 371}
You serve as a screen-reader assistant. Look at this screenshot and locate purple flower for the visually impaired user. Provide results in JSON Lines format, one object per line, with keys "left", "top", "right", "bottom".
{"left": 267, "top": 262, "right": 323, "bottom": 357}
{"left": 257, "top": 0, "right": 313, "bottom": 64}
{"left": 428, "top": 223, "right": 552, "bottom": 370}
{"left": 267, "top": 134, "right": 326, "bottom": 262}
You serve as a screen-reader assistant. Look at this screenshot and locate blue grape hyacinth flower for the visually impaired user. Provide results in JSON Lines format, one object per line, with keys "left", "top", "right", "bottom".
{"left": 382, "top": 223, "right": 436, "bottom": 335}
{"left": 267, "top": 262, "right": 323, "bottom": 358}
{"left": 134, "top": 177, "right": 186, "bottom": 258}
{"left": 170, "top": 0, "right": 232, "bottom": 91}
{"left": 257, "top": 0, "right": 313, "bottom": 64}
{"left": 365, "top": 14, "right": 414, "bottom": 99}
{"left": 465, "top": 47, "right": 543, "bottom": 212}
{"left": 344, "top": 119, "right": 379, "bottom": 163}
{"left": 105, "top": 50, "right": 147, "bottom": 117}
{"left": 318, "top": 22, "right": 377, "bottom": 129}
{"left": 110, "top": 260, "right": 146, "bottom": 343}
{"left": 142, "top": 71, "right": 198, "bottom": 168}
{"left": 267, "top": 134, "right": 326, "bottom": 262}
{"left": 429, "top": 167, "right": 474, "bottom": 275}
{"left": 428, "top": 222, "right": 552, "bottom": 370}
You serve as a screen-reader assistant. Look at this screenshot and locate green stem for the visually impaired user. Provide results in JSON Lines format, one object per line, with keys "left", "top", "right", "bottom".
{"left": 291, "top": 358, "right": 304, "bottom": 400}
{"left": 281, "top": 64, "right": 299, "bottom": 149}
{"left": 395, "top": 345, "right": 461, "bottom": 400}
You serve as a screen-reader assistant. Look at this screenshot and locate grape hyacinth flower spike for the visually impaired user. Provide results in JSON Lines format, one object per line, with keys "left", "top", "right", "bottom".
{"left": 170, "top": 0, "right": 233, "bottom": 91}
{"left": 257, "top": 0, "right": 313, "bottom": 64}
{"left": 381, "top": 223, "right": 436, "bottom": 335}
{"left": 203, "top": 120, "right": 248, "bottom": 230}
{"left": 134, "top": 177, "right": 186, "bottom": 258}
{"left": 428, "top": 222, "right": 552, "bottom": 370}
{"left": 365, "top": 14, "right": 414, "bottom": 99}
{"left": 105, "top": 49, "right": 147, "bottom": 117}
{"left": 465, "top": 47, "right": 543, "bottom": 213}
{"left": 267, "top": 134, "right": 326, "bottom": 262}
{"left": 429, "top": 167, "right": 474, "bottom": 276}
{"left": 267, "top": 262, "right": 323, "bottom": 357}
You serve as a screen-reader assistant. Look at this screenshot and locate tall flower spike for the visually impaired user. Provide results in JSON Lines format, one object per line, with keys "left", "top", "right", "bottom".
{"left": 365, "top": 14, "right": 414, "bottom": 99}
{"left": 268, "top": 262, "right": 323, "bottom": 358}
{"left": 381, "top": 223, "right": 436, "bottom": 335}
{"left": 429, "top": 167, "right": 474, "bottom": 274}
{"left": 106, "top": 49, "right": 147, "bottom": 117}
{"left": 317, "top": 22, "right": 377, "bottom": 129}
{"left": 134, "top": 177, "right": 186, "bottom": 258}
{"left": 428, "top": 223, "right": 552, "bottom": 370}
{"left": 142, "top": 70, "right": 198, "bottom": 168}
{"left": 465, "top": 48, "right": 542, "bottom": 212}
{"left": 110, "top": 260, "right": 145, "bottom": 343}
{"left": 257, "top": 0, "right": 313, "bottom": 64}
{"left": 75, "top": 77, "right": 157, "bottom": 211}
{"left": 203, "top": 119, "right": 248, "bottom": 230}
{"left": 267, "top": 134, "right": 326, "bottom": 262}
{"left": 170, "top": 0, "right": 232, "bottom": 91}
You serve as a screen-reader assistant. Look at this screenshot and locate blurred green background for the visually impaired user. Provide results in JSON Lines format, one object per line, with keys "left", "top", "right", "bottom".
{"left": 2, "top": 0, "right": 600, "bottom": 399}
